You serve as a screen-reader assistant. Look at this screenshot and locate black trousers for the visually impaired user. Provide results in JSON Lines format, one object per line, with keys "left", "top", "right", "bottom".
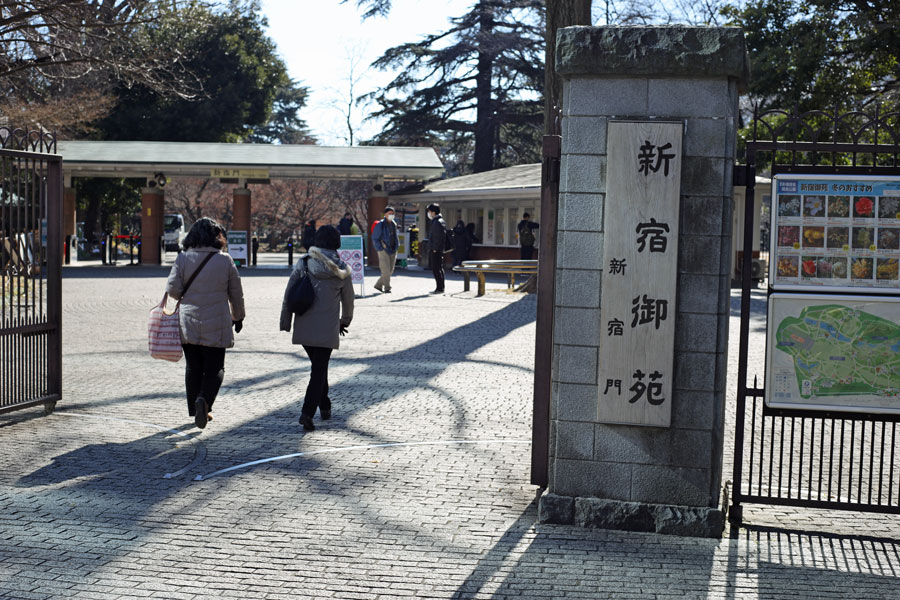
{"left": 431, "top": 250, "right": 445, "bottom": 291}
{"left": 183, "top": 344, "right": 226, "bottom": 416}
{"left": 302, "top": 345, "right": 333, "bottom": 418}
{"left": 521, "top": 245, "right": 534, "bottom": 260}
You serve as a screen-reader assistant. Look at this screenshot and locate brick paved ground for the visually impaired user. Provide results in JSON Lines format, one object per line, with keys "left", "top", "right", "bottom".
{"left": 1, "top": 266, "right": 898, "bottom": 599}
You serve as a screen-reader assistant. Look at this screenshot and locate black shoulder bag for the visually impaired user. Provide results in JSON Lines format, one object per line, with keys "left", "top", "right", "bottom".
{"left": 286, "top": 255, "right": 316, "bottom": 315}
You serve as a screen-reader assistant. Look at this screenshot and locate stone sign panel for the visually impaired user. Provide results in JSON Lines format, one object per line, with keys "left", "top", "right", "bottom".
{"left": 598, "top": 121, "right": 683, "bottom": 427}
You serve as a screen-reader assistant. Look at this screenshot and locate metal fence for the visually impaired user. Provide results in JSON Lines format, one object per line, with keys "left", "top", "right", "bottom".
{"left": 730, "top": 106, "right": 900, "bottom": 523}
{"left": 0, "top": 128, "right": 62, "bottom": 414}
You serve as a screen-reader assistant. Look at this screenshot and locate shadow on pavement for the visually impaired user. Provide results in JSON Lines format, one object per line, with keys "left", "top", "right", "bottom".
{"left": 724, "top": 522, "right": 900, "bottom": 598}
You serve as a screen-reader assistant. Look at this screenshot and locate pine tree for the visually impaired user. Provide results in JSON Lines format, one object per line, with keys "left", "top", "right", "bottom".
{"left": 362, "top": 0, "right": 544, "bottom": 173}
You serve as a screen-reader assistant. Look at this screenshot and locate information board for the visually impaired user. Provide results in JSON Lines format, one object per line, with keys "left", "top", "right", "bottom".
{"left": 397, "top": 232, "right": 408, "bottom": 260}
{"left": 771, "top": 175, "right": 900, "bottom": 292}
{"left": 227, "top": 230, "right": 248, "bottom": 266}
{"left": 597, "top": 121, "right": 683, "bottom": 427}
{"left": 766, "top": 293, "right": 900, "bottom": 414}
{"left": 339, "top": 235, "right": 365, "bottom": 293}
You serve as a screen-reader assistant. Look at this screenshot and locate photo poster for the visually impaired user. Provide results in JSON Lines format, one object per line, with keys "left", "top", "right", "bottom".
{"left": 339, "top": 235, "right": 365, "bottom": 294}
{"left": 227, "top": 230, "right": 248, "bottom": 266}
{"left": 766, "top": 293, "right": 900, "bottom": 414}
{"left": 770, "top": 175, "right": 900, "bottom": 293}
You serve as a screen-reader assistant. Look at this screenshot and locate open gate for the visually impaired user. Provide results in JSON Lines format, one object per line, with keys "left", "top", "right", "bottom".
{"left": 0, "top": 128, "right": 62, "bottom": 415}
{"left": 730, "top": 106, "right": 900, "bottom": 523}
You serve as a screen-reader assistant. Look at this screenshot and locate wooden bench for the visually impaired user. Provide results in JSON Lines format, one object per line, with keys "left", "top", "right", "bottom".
{"left": 452, "top": 259, "right": 538, "bottom": 297}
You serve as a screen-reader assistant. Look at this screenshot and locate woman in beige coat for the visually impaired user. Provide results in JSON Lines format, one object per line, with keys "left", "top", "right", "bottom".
{"left": 280, "top": 226, "right": 354, "bottom": 431}
{"left": 166, "top": 218, "right": 245, "bottom": 429}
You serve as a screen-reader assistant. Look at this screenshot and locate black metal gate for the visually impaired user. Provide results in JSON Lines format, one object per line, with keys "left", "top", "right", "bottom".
{"left": 0, "top": 128, "right": 62, "bottom": 414}
{"left": 730, "top": 106, "right": 900, "bottom": 523}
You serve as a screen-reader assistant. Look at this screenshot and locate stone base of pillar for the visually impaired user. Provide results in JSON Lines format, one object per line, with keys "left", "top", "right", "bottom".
{"left": 538, "top": 490, "right": 724, "bottom": 538}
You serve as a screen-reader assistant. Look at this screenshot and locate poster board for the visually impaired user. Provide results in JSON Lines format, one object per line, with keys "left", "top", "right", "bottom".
{"left": 766, "top": 293, "right": 900, "bottom": 414}
{"left": 227, "top": 230, "right": 248, "bottom": 266}
{"left": 397, "top": 232, "right": 409, "bottom": 260}
{"left": 597, "top": 121, "right": 683, "bottom": 427}
{"left": 339, "top": 235, "right": 365, "bottom": 294}
{"left": 770, "top": 175, "right": 900, "bottom": 292}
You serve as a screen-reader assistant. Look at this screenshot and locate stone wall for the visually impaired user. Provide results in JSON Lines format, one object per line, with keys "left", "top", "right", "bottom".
{"left": 542, "top": 26, "right": 749, "bottom": 537}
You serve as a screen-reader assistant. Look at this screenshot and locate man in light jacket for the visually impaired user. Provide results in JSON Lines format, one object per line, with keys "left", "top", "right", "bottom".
{"left": 371, "top": 206, "right": 399, "bottom": 294}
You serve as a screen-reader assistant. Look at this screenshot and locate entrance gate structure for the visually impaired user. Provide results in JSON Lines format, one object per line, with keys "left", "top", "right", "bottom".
{"left": 730, "top": 106, "right": 900, "bottom": 523}
{"left": 0, "top": 129, "right": 62, "bottom": 415}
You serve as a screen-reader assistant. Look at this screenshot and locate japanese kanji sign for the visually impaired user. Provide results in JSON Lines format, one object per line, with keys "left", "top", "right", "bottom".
{"left": 598, "top": 121, "right": 683, "bottom": 427}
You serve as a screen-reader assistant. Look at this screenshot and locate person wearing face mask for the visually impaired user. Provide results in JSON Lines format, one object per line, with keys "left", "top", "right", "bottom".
{"left": 371, "top": 206, "right": 399, "bottom": 294}
{"left": 426, "top": 203, "right": 447, "bottom": 294}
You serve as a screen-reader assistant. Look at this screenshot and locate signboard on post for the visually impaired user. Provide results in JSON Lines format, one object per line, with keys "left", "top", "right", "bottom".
{"left": 597, "top": 121, "right": 683, "bottom": 427}
{"left": 766, "top": 293, "right": 900, "bottom": 414}
{"left": 339, "top": 235, "right": 365, "bottom": 294}
{"left": 397, "top": 232, "right": 409, "bottom": 260}
{"left": 771, "top": 175, "right": 900, "bottom": 293}
{"left": 227, "top": 230, "right": 248, "bottom": 266}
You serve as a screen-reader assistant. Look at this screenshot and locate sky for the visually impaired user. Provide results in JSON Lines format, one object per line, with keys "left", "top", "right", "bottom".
{"left": 259, "top": 0, "right": 473, "bottom": 146}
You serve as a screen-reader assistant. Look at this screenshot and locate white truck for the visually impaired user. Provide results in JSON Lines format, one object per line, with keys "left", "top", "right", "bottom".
{"left": 163, "top": 214, "right": 187, "bottom": 252}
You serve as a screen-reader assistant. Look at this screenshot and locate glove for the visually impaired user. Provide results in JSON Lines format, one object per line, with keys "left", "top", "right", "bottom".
{"left": 233, "top": 320, "right": 243, "bottom": 333}
{"left": 339, "top": 325, "right": 349, "bottom": 336}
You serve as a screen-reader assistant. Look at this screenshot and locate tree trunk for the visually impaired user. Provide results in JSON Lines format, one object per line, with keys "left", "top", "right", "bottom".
{"left": 472, "top": 1, "right": 496, "bottom": 173}
{"left": 545, "top": 0, "right": 592, "bottom": 134}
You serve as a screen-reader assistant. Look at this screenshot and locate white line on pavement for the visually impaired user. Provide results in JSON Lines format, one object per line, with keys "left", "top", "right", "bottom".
{"left": 194, "top": 439, "right": 531, "bottom": 481}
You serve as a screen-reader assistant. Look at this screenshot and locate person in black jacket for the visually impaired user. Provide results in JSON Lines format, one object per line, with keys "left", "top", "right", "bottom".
{"left": 451, "top": 220, "right": 467, "bottom": 267}
{"left": 301, "top": 220, "right": 317, "bottom": 251}
{"left": 337, "top": 213, "right": 353, "bottom": 236}
{"left": 427, "top": 203, "right": 447, "bottom": 294}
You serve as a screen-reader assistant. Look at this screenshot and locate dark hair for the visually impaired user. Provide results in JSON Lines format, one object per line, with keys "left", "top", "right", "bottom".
{"left": 383, "top": 206, "right": 395, "bottom": 214}
{"left": 183, "top": 217, "right": 225, "bottom": 250}
{"left": 314, "top": 225, "right": 341, "bottom": 250}
{"left": 344, "top": 212, "right": 351, "bottom": 217}
{"left": 426, "top": 203, "right": 440, "bottom": 214}
{"left": 523, "top": 212, "right": 531, "bottom": 219}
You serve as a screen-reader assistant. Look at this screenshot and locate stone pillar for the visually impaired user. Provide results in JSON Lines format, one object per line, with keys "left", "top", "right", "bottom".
{"left": 538, "top": 26, "right": 749, "bottom": 537}
{"left": 140, "top": 187, "right": 165, "bottom": 264}
{"left": 63, "top": 187, "right": 76, "bottom": 240}
{"left": 233, "top": 188, "right": 252, "bottom": 234}
{"left": 367, "top": 182, "right": 388, "bottom": 266}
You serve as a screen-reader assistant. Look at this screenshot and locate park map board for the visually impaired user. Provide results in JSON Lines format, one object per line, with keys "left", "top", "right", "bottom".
{"left": 767, "top": 294, "right": 900, "bottom": 414}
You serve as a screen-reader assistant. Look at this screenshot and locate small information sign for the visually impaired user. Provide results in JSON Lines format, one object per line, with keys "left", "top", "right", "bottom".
{"left": 766, "top": 293, "right": 900, "bottom": 414}
{"left": 210, "top": 168, "right": 270, "bottom": 179}
{"left": 227, "top": 230, "right": 248, "bottom": 266}
{"left": 397, "top": 232, "right": 409, "bottom": 260}
{"left": 770, "top": 175, "right": 900, "bottom": 292}
{"left": 597, "top": 121, "right": 683, "bottom": 427}
{"left": 339, "top": 235, "right": 366, "bottom": 293}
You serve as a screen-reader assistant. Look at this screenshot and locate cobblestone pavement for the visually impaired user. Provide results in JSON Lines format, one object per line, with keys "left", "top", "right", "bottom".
{"left": 1, "top": 267, "right": 899, "bottom": 599}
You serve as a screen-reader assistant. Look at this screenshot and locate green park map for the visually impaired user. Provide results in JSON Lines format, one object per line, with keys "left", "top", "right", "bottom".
{"left": 775, "top": 304, "right": 900, "bottom": 399}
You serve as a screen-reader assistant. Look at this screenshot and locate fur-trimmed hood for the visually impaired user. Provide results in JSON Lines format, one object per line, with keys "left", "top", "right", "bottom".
{"left": 305, "top": 246, "right": 352, "bottom": 280}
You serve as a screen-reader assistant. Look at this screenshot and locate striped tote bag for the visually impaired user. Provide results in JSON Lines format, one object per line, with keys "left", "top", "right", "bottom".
{"left": 148, "top": 294, "right": 183, "bottom": 362}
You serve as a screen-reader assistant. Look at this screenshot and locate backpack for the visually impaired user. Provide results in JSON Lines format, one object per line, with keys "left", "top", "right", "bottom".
{"left": 285, "top": 256, "right": 315, "bottom": 316}
{"left": 443, "top": 221, "right": 456, "bottom": 253}
{"left": 519, "top": 223, "right": 536, "bottom": 247}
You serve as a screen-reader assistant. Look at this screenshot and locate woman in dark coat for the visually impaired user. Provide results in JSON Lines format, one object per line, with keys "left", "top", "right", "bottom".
{"left": 280, "top": 226, "right": 354, "bottom": 431}
{"left": 452, "top": 220, "right": 468, "bottom": 267}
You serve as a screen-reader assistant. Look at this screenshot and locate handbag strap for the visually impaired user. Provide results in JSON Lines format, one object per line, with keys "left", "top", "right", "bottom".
{"left": 181, "top": 252, "right": 215, "bottom": 297}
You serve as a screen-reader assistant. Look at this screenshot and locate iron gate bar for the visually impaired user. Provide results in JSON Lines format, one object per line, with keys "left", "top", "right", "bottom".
{"left": 729, "top": 106, "right": 900, "bottom": 525}
{"left": 0, "top": 127, "right": 61, "bottom": 415}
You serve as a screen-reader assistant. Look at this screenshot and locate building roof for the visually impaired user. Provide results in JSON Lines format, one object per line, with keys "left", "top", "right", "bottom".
{"left": 56, "top": 140, "right": 444, "bottom": 181}
{"left": 403, "top": 163, "right": 541, "bottom": 202}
